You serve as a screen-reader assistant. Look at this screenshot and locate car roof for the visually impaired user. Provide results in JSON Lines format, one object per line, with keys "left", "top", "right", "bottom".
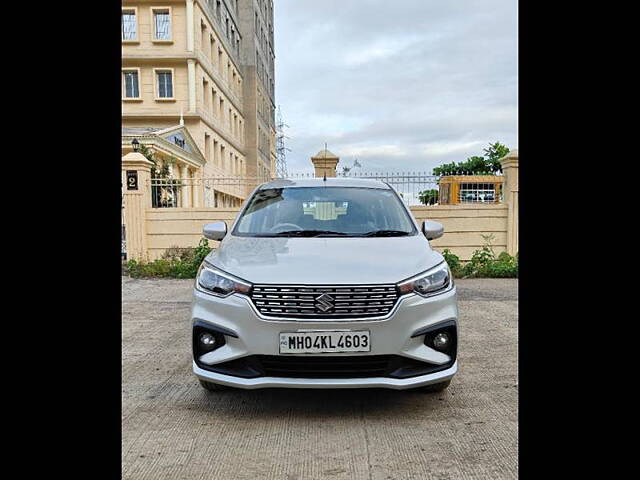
{"left": 258, "top": 177, "right": 391, "bottom": 190}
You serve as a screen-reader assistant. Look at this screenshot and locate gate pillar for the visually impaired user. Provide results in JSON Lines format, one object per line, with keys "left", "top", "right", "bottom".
{"left": 122, "top": 152, "right": 154, "bottom": 261}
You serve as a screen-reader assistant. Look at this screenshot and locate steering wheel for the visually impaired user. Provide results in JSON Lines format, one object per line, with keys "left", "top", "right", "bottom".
{"left": 269, "top": 223, "right": 304, "bottom": 233}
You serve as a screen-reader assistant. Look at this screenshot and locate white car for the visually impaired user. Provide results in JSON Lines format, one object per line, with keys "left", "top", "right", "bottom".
{"left": 192, "top": 178, "right": 458, "bottom": 392}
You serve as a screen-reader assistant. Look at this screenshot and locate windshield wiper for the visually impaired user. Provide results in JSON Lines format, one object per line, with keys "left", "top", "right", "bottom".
{"left": 272, "top": 230, "right": 348, "bottom": 237}
{"left": 358, "top": 230, "right": 412, "bottom": 237}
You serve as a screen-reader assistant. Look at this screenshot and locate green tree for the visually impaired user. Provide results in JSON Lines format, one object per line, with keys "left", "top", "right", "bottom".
{"left": 138, "top": 143, "right": 175, "bottom": 179}
{"left": 484, "top": 142, "right": 510, "bottom": 164}
{"left": 139, "top": 142, "right": 181, "bottom": 208}
{"left": 432, "top": 142, "right": 510, "bottom": 176}
{"left": 418, "top": 189, "right": 438, "bottom": 205}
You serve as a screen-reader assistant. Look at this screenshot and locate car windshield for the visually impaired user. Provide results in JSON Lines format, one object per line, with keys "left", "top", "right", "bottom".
{"left": 233, "top": 187, "right": 417, "bottom": 237}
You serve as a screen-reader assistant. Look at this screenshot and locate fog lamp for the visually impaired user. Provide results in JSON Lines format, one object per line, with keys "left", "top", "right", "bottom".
{"left": 199, "top": 333, "right": 217, "bottom": 348}
{"left": 433, "top": 332, "right": 450, "bottom": 351}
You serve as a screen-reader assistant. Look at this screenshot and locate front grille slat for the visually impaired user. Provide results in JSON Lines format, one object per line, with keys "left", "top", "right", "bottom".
{"left": 250, "top": 284, "right": 400, "bottom": 319}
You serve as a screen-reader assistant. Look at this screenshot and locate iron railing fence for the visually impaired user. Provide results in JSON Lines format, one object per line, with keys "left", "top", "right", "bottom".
{"left": 150, "top": 176, "right": 264, "bottom": 208}
{"left": 149, "top": 172, "right": 504, "bottom": 208}
{"left": 336, "top": 171, "right": 440, "bottom": 206}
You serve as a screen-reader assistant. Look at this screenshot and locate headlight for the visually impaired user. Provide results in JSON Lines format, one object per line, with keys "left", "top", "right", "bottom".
{"left": 196, "top": 262, "right": 252, "bottom": 297}
{"left": 397, "top": 262, "right": 452, "bottom": 297}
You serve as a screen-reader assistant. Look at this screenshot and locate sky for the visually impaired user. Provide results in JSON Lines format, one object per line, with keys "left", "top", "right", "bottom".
{"left": 273, "top": 0, "right": 518, "bottom": 174}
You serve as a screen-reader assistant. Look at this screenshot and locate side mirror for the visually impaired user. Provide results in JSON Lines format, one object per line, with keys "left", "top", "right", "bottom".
{"left": 203, "top": 221, "right": 227, "bottom": 241}
{"left": 422, "top": 220, "right": 444, "bottom": 240}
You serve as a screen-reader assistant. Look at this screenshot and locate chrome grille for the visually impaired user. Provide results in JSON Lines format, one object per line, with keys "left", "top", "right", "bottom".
{"left": 250, "top": 284, "right": 400, "bottom": 319}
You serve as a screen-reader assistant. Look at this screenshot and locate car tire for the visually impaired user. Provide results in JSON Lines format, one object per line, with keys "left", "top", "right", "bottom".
{"left": 412, "top": 380, "right": 451, "bottom": 393}
{"left": 198, "top": 379, "right": 229, "bottom": 392}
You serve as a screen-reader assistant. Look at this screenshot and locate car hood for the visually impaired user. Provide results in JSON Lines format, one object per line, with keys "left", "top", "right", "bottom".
{"left": 205, "top": 235, "right": 444, "bottom": 285}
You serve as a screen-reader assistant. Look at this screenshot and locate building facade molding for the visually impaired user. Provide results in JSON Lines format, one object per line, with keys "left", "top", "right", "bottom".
{"left": 194, "top": 51, "right": 244, "bottom": 112}
{"left": 187, "top": 59, "right": 197, "bottom": 112}
{"left": 195, "top": 0, "right": 243, "bottom": 72}
{"left": 122, "top": 125, "right": 207, "bottom": 169}
{"left": 186, "top": 0, "right": 195, "bottom": 52}
{"left": 122, "top": 111, "right": 246, "bottom": 155}
{"left": 121, "top": 54, "right": 244, "bottom": 114}
{"left": 195, "top": 109, "right": 245, "bottom": 154}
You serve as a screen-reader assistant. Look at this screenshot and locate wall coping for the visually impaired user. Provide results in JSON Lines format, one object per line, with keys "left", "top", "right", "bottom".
{"left": 122, "top": 152, "right": 154, "bottom": 170}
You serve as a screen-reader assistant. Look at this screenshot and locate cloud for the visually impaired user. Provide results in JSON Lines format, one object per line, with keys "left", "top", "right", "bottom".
{"left": 274, "top": 0, "right": 518, "bottom": 174}
{"left": 341, "top": 34, "right": 425, "bottom": 66}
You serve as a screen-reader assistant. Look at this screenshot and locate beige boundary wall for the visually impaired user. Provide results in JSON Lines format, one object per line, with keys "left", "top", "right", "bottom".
{"left": 123, "top": 150, "right": 518, "bottom": 262}
{"left": 411, "top": 205, "right": 508, "bottom": 260}
{"left": 144, "top": 204, "right": 508, "bottom": 261}
{"left": 146, "top": 208, "right": 238, "bottom": 258}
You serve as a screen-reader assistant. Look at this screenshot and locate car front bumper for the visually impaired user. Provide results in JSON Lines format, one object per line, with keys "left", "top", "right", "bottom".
{"left": 192, "top": 285, "right": 458, "bottom": 390}
{"left": 194, "top": 360, "right": 457, "bottom": 389}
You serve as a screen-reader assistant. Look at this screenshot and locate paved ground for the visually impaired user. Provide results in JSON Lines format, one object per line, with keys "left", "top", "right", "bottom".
{"left": 122, "top": 277, "right": 518, "bottom": 480}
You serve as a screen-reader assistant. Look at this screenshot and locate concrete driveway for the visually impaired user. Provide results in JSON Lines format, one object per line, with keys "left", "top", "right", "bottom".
{"left": 122, "top": 278, "right": 517, "bottom": 480}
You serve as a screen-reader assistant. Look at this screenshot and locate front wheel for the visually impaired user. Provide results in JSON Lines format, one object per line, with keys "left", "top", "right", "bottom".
{"left": 198, "top": 379, "right": 229, "bottom": 392}
{"left": 411, "top": 379, "right": 451, "bottom": 393}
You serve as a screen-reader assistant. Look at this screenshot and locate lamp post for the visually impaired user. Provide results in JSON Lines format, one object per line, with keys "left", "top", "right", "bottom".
{"left": 131, "top": 138, "right": 140, "bottom": 152}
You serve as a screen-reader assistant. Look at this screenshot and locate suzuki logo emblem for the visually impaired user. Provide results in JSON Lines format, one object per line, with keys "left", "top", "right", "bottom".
{"left": 315, "top": 293, "right": 334, "bottom": 312}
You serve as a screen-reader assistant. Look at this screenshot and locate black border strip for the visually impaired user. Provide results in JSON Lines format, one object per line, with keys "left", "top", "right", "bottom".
{"left": 193, "top": 319, "right": 239, "bottom": 338}
{"left": 410, "top": 318, "right": 457, "bottom": 338}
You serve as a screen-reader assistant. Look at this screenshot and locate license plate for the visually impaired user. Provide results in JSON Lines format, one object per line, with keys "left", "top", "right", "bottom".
{"left": 279, "top": 330, "right": 371, "bottom": 354}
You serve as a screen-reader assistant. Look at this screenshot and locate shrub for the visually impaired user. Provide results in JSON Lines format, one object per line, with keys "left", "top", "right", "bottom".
{"left": 484, "top": 251, "right": 518, "bottom": 277}
{"left": 442, "top": 234, "right": 518, "bottom": 279}
{"left": 162, "top": 246, "right": 196, "bottom": 263}
{"left": 442, "top": 249, "right": 463, "bottom": 277}
{"left": 126, "top": 238, "right": 212, "bottom": 279}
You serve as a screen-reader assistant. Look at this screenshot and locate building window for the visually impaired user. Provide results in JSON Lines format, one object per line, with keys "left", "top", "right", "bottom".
{"left": 155, "top": 70, "right": 174, "bottom": 99}
{"left": 122, "top": 69, "right": 140, "bottom": 99}
{"left": 204, "top": 133, "right": 211, "bottom": 163}
{"left": 121, "top": 9, "right": 137, "bottom": 41}
{"left": 202, "top": 79, "right": 208, "bottom": 110}
{"left": 152, "top": 8, "right": 172, "bottom": 41}
{"left": 201, "top": 22, "right": 208, "bottom": 53}
{"left": 458, "top": 183, "right": 499, "bottom": 203}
